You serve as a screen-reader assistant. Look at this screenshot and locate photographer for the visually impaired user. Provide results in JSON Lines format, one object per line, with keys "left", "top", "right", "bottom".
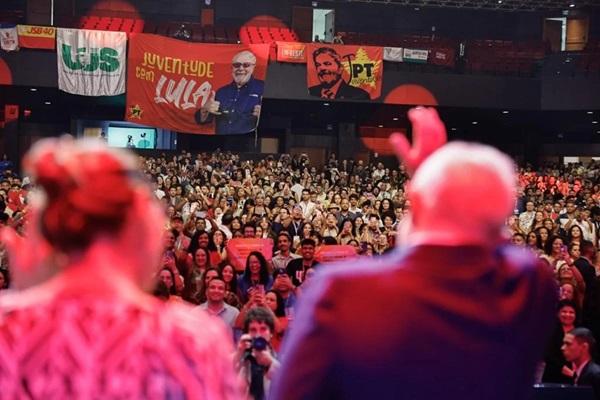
{"left": 234, "top": 307, "right": 280, "bottom": 400}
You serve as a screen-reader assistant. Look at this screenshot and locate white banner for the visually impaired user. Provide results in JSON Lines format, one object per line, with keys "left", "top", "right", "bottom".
{"left": 402, "top": 48, "right": 429, "bottom": 63}
{"left": 0, "top": 26, "right": 19, "bottom": 51}
{"left": 383, "top": 47, "right": 403, "bottom": 62}
{"left": 57, "top": 28, "right": 126, "bottom": 96}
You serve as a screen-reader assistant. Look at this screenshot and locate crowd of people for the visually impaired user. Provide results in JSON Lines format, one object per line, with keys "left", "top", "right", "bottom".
{"left": 1, "top": 149, "right": 600, "bottom": 397}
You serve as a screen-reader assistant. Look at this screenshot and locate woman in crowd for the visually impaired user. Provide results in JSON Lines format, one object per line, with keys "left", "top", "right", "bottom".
{"left": 265, "top": 290, "right": 288, "bottom": 352}
{"left": 237, "top": 251, "right": 273, "bottom": 304}
{"left": 530, "top": 211, "right": 545, "bottom": 232}
{"left": 566, "top": 225, "right": 584, "bottom": 247}
{"left": 219, "top": 261, "right": 241, "bottom": 309}
{"left": 542, "top": 235, "right": 567, "bottom": 269}
{"left": 157, "top": 267, "right": 184, "bottom": 302}
{"left": 543, "top": 300, "right": 579, "bottom": 384}
{"left": 337, "top": 219, "right": 356, "bottom": 245}
{"left": 209, "top": 229, "right": 228, "bottom": 264}
{"left": 182, "top": 247, "right": 212, "bottom": 303}
{"left": 534, "top": 227, "right": 550, "bottom": 251}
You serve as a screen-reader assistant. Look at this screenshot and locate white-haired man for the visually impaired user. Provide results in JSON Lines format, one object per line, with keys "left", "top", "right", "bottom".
{"left": 270, "top": 108, "right": 557, "bottom": 400}
{"left": 196, "top": 50, "right": 264, "bottom": 135}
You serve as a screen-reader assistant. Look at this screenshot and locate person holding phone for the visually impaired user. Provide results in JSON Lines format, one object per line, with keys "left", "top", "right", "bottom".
{"left": 237, "top": 252, "right": 273, "bottom": 304}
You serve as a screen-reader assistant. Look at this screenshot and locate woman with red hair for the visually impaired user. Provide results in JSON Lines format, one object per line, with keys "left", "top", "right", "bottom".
{"left": 0, "top": 137, "right": 241, "bottom": 399}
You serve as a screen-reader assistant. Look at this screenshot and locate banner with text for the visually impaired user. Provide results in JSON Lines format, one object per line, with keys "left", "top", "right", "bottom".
{"left": 57, "top": 29, "right": 127, "bottom": 96}
{"left": 306, "top": 44, "right": 383, "bottom": 100}
{"left": 402, "top": 48, "right": 429, "bottom": 63}
{"left": 18, "top": 25, "right": 56, "bottom": 49}
{"left": 276, "top": 42, "right": 306, "bottom": 63}
{"left": 126, "top": 34, "right": 270, "bottom": 135}
{"left": 0, "top": 25, "right": 18, "bottom": 52}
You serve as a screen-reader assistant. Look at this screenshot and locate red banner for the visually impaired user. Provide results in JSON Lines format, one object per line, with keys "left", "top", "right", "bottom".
{"left": 430, "top": 48, "right": 455, "bottom": 67}
{"left": 315, "top": 245, "right": 358, "bottom": 263}
{"left": 125, "top": 34, "right": 269, "bottom": 135}
{"left": 306, "top": 44, "right": 382, "bottom": 101}
{"left": 226, "top": 238, "right": 274, "bottom": 272}
{"left": 276, "top": 42, "right": 306, "bottom": 63}
{"left": 17, "top": 25, "right": 55, "bottom": 49}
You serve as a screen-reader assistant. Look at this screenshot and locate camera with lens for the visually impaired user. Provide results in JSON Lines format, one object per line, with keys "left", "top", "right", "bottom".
{"left": 244, "top": 336, "right": 269, "bottom": 360}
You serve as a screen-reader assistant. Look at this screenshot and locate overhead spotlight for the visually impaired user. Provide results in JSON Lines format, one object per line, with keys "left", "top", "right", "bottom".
{"left": 30, "top": 88, "right": 37, "bottom": 92}
{"left": 587, "top": 111, "right": 594, "bottom": 114}
{"left": 451, "top": 128, "right": 457, "bottom": 131}
{"left": 569, "top": 3, "right": 575, "bottom": 7}
{"left": 323, "top": 102, "right": 330, "bottom": 106}
{"left": 472, "top": 121, "right": 478, "bottom": 125}
{"left": 502, "top": 110, "right": 509, "bottom": 114}
{"left": 497, "top": 0, "right": 502, "bottom": 3}
{"left": 378, "top": 125, "right": 383, "bottom": 128}
{"left": 593, "top": 121, "right": 599, "bottom": 124}
{"left": 44, "top": 101, "right": 51, "bottom": 105}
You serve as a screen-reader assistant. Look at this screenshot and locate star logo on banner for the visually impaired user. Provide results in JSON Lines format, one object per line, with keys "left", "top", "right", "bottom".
{"left": 129, "top": 104, "right": 143, "bottom": 119}
{"left": 342, "top": 47, "right": 381, "bottom": 89}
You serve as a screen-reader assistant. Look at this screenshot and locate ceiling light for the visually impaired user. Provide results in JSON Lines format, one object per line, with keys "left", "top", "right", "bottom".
{"left": 593, "top": 121, "right": 599, "bottom": 124}
{"left": 472, "top": 121, "right": 478, "bottom": 125}
{"left": 569, "top": 4, "right": 575, "bottom": 8}
{"left": 44, "top": 101, "right": 51, "bottom": 105}
{"left": 497, "top": 0, "right": 502, "bottom": 3}
{"left": 587, "top": 111, "right": 594, "bottom": 114}
{"left": 378, "top": 125, "right": 383, "bottom": 128}
{"left": 30, "top": 88, "right": 37, "bottom": 92}
{"left": 502, "top": 110, "right": 509, "bottom": 114}
{"left": 323, "top": 102, "right": 330, "bottom": 106}
{"left": 393, "top": 117, "right": 399, "bottom": 121}
{"left": 451, "top": 128, "right": 457, "bottom": 131}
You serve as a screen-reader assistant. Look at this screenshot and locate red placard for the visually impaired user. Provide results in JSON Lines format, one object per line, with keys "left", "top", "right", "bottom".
{"left": 126, "top": 34, "right": 269, "bottom": 135}
{"left": 226, "top": 238, "right": 274, "bottom": 272}
{"left": 276, "top": 42, "right": 306, "bottom": 63}
{"left": 315, "top": 245, "right": 358, "bottom": 263}
{"left": 306, "top": 44, "right": 383, "bottom": 101}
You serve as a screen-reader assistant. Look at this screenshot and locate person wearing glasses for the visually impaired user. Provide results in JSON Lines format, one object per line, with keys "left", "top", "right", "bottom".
{"left": 196, "top": 50, "right": 264, "bottom": 135}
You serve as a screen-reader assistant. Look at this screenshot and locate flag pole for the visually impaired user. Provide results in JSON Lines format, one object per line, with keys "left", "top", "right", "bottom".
{"left": 50, "top": 0, "right": 55, "bottom": 26}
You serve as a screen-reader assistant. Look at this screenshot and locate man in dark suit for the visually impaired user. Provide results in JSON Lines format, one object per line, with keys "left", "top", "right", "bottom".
{"left": 270, "top": 108, "right": 557, "bottom": 400}
{"left": 308, "top": 47, "right": 370, "bottom": 100}
{"left": 562, "top": 327, "right": 600, "bottom": 397}
{"left": 574, "top": 241, "right": 599, "bottom": 333}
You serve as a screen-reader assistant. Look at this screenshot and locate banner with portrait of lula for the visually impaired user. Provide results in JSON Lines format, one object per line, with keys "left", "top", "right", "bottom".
{"left": 126, "top": 34, "right": 270, "bottom": 135}
{"left": 306, "top": 44, "right": 383, "bottom": 101}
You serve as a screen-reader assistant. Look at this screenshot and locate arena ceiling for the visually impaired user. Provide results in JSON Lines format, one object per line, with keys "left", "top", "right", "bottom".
{"left": 329, "top": 0, "right": 598, "bottom": 11}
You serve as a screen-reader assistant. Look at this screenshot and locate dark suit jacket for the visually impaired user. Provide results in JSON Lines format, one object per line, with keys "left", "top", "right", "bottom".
{"left": 270, "top": 245, "right": 557, "bottom": 400}
{"left": 578, "top": 361, "right": 600, "bottom": 397}
{"left": 308, "top": 80, "right": 370, "bottom": 100}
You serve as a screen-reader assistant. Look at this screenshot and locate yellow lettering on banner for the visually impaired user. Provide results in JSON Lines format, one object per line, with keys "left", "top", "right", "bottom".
{"left": 189, "top": 60, "right": 199, "bottom": 76}
{"left": 135, "top": 66, "right": 155, "bottom": 82}
{"left": 141, "top": 54, "right": 215, "bottom": 78}
{"left": 172, "top": 58, "right": 182, "bottom": 75}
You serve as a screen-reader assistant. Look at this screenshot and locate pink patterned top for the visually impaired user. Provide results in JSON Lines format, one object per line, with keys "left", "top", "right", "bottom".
{"left": 0, "top": 291, "right": 242, "bottom": 399}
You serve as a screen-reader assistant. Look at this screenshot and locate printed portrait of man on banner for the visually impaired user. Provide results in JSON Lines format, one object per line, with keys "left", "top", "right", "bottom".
{"left": 195, "top": 50, "right": 264, "bottom": 135}
{"left": 306, "top": 44, "right": 383, "bottom": 101}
